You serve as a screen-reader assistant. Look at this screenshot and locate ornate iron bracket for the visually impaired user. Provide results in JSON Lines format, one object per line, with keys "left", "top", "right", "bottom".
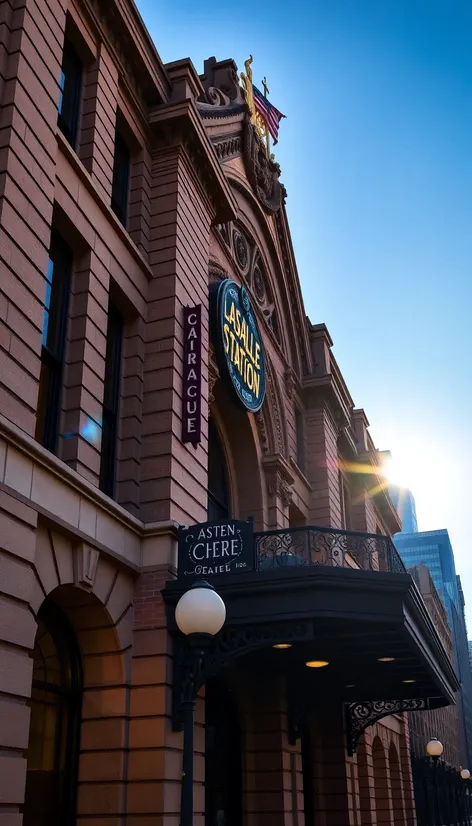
{"left": 172, "top": 620, "right": 312, "bottom": 731}
{"left": 345, "top": 698, "right": 428, "bottom": 755}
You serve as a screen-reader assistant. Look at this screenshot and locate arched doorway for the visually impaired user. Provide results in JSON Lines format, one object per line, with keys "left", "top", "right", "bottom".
{"left": 23, "top": 598, "right": 82, "bottom": 826}
{"left": 207, "top": 419, "right": 231, "bottom": 520}
{"left": 205, "top": 676, "right": 242, "bottom": 826}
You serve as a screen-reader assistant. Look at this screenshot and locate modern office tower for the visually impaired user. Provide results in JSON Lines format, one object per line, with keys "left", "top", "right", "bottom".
{"left": 389, "top": 486, "right": 418, "bottom": 534}
{"left": 395, "top": 530, "right": 472, "bottom": 766}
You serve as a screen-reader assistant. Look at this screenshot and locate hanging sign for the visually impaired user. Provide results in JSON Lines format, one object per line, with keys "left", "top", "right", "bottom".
{"left": 178, "top": 518, "right": 254, "bottom": 578}
{"left": 182, "top": 305, "right": 202, "bottom": 443}
{"left": 210, "top": 280, "right": 266, "bottom": 412}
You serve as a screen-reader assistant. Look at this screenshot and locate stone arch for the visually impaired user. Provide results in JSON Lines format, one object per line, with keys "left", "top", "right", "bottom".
{"left": 373, "top": 735, "right": 393, "bottom": 825}
{"left": 23, "top": 522, "right": 135, "bottom": 823}
{"left": 388, "top": 741, "right": 406, "bottom": 825}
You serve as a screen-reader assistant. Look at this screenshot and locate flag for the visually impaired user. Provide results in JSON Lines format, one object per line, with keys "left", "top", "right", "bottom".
{"left": 252, "top": 86, "right": 285, "bottom": 145}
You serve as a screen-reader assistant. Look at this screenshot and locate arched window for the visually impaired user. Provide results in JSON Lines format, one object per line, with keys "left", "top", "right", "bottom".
{"left": 23, "top": 599, "right": 82, "bottom": 826}
{"left": 207, "top": 420, "right": 231, "bottom": 521}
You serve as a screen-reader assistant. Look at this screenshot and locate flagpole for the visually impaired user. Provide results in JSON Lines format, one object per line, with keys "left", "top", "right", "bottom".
{"left": 262, "top": 76, "right": 271, "bottom": 156}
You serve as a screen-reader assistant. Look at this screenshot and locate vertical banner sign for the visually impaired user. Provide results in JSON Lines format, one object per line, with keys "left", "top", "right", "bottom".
{"left": 182, "top": 305, "right": 202, "bottom": 443}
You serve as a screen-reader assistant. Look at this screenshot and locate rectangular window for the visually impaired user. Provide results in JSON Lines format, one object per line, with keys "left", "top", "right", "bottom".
{"left": 340, "top": 473, "right": 352, "bottom": 530}
{"left": 36, "top": 234, "right": 72, "bottom": 453}
{"left": 111, "top": 130, "right": 130, "bottom": 226}
{"left": 58, "top": 39, "right": 82, "bottom": 148}
{"left": 99, "top": 301, "right": 123, "bottom": 497}
{"left": 295, "top": 409, "right": 305, "bottom": 473}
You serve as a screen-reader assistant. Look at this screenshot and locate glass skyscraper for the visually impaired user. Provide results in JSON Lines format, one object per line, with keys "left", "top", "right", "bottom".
{"left": 394, "top": 529, "right": 472, "bottom": 767}
{"left": 389, "top": 486, "right": 418, "bottom": 534}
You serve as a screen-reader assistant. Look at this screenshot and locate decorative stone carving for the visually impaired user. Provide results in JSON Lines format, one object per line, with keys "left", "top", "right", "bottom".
{"left": 75, "top": 543, "right": 100, "bottom": 588}
{"left": 214, "top": 137, "right": 242, "bottom": 161}
{"left": 199, "top": 57, "right": 246, "bottom": 107}
{"left": 242, "top": 120, "right": 287, "bottom": 215}
{"left": 208, "top": 262, "right": 227, "bottom": 284}
{"left": 266, "top": 363, "right": 285, "bottom": 455}
{"left": 215, "top": 223, "right": 231, "bottom": 246}
{"left": 263, "top": 455, "right": 294, "bottom": 508}
{"left": 255, "top": 410, "right": 270, "bottom": 455}
{"left": 249, "top": 258, "right": 280, "bottom": 343}
{"left": 208, "top": 349, "right": 220, "bottom": 405}
{"left": 284, "top": 368, "right": 296, "bottom": 401}
{"left": 253, "top": 262, "right": 266, "bottom": 303}
{"left": 233, "top": 229, "right": 248, "bottom": 271}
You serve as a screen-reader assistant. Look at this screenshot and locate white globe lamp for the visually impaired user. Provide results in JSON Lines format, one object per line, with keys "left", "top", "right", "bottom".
{"left": 426, "top": 738, "right": 444, "bottom": 759}
{"left": 175, "top": 580, "right": 226, "bottom": 638}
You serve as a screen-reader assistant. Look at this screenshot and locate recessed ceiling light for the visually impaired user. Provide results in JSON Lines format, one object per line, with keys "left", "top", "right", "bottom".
{"left": 305, "top": 660, "right": 329, "bottom": 668}
{"left": 273, "top": 643, "right": 292, "bottom": 649}
{"left": 402, "top": 679, "right": 416, "bottom": 684}
{"left": 345, "top": 684, "right": 356, "bottom": 689}
{"left": 378, "top": 657, "right": 395, "bottom": 662}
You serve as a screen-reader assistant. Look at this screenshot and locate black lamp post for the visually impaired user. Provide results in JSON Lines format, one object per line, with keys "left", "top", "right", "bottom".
{"left": 426, "top": 738, "right": 444, "bottom": 826}
{"left": 461, "top": 770, "right": 470, "bottom": 826}
{"left": 174, "top": 580, "right": 226, "bottom": 826}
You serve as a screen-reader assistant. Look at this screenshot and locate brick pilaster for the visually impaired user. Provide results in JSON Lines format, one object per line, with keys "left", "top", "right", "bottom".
{"left": 81, "top": 42, "right": 118, "bottom": 203}
{"left": 305, "top": 406, "right": 342, "bottom": 528}
{"left": 61, "top": 250, "right": 110, "bottom": 485}
{"left": 0, "top": 0, "right": 68, "bottom": 436}
{"left": 140, "top": 145, "right": 212, "bottom": 525}
{"left": 311, "top": 704, "right": 356, "bottom": 826}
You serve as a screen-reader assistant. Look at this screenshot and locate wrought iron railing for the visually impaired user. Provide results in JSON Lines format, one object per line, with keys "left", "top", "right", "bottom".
{"left": 254, "top": 525, "right": 406, "bottom": 574}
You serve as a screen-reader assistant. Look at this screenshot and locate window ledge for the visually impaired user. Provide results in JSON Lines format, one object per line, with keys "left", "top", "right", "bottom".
{"left": 289, "top": 456, "right": 312, "bottom": 491}
{"left": 56, "top": 130, "right": 153, "bottom": 280}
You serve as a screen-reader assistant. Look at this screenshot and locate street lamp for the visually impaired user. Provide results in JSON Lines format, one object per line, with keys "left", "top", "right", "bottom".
{"left": 426, "top": 739, "right": 444, "bottom": 826}
{"left": 175, "top": 580, "right": 226, "bottom": 826}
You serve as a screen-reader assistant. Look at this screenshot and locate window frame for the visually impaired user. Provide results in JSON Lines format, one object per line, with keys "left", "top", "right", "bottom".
{"left": 57, "top": 38, "right": 83, "bottom": 149}
{"left": 24, "top": 599, "right": 82, "bottom": 826}
{"left": 36, "top": 233, "right": 72, "bottom": 454}
{"left": 111, "top": 129, "right": 131, "bottom": 227}
{"left": 99, "top": 300, "right": 124, "bottom": 497}
{"left": 295, "top": 407, "right": 305, "bottom": 473}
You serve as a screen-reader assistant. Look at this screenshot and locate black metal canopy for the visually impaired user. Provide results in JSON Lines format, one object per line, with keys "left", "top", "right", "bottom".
{"left": 163, "top": 527, "right": 459, "bottom": 752}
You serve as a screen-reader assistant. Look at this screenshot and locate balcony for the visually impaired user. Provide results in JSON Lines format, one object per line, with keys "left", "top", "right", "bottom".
{"left": 254, "top": 525, "right": 406, "bottom": 574}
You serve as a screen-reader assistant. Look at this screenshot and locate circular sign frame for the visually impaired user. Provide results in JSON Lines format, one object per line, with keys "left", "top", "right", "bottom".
{"left": 210, "top": 279, "right": 266, "bottom": 413}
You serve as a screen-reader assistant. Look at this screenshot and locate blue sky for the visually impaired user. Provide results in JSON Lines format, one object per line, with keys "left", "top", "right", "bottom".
{"left": 135, "top": 0, "right": 472, "bottom": 624}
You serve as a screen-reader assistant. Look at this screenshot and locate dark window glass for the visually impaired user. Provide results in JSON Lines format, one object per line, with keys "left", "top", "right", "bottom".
{"left": 207, "top": 421, "right": 231, "bottom": 521}
{"left": 301, "top": 724, "right": 315, "bottom": 826}
{"left": 340, "top": 472, "right": 352, "bottom": 530}
{"left": 99, "top": 301, "right": 123, "bottom": 497}
{"left": 111, "top": 130, "right": 130, "bottom": 226}
{"left": 58, "top": 40, "right": 82, "bottom": 148}
{"left": 36, "top": 235, "right": 72, "bottom": 453}
{"left": 295, "top": 409, "right": 305, "bottom": 472}
{"left": 205, "top": 678, "right": 242, "bottom": 826}
{"left": 23, "top": 600, "right": 82, "bottom": 826}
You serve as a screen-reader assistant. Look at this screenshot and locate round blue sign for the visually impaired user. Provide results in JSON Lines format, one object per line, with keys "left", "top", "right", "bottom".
{"left": 210, "top": 280, "right": 266, "bottom": 412}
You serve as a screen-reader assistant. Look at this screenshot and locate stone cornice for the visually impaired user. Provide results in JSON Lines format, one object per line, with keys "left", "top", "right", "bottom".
{"left": 83, "top": 0, "right": 171, "bottom": 106}
{"left": 149, "top": 98, "right": 238, "bottom": 223}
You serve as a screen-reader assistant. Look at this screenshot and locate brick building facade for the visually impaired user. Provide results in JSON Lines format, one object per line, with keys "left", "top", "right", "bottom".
{"left": 0, "top": 2, "right": 459, "bottom": 825}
